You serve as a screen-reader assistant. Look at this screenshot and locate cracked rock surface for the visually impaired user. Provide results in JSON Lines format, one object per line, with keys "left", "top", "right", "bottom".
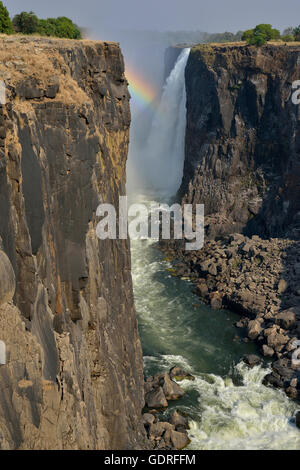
{"left": 0, "top": 36, "right": 146, "bottom": 450}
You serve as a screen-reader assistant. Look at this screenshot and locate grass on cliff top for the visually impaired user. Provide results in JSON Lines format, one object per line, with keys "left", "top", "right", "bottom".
{"left": 0, "top": 37, "right": 92, "bottom": 108}
{"left": 0, "top": 32, "right": 118, "bottom": 46}
{"left": 193, "top": 40, "right": 300, "bottom": 50}
{"left": 191, "top": 40, "right": 300, "bottom": 67}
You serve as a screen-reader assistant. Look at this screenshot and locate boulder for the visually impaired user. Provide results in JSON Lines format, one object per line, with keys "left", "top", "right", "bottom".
{"left": 278, "top": 279, "right": 288, "bottom": 294}
{"left": 263, "top": 372, "right": 283, "bottom": 388}
{"left": 169, "top": 366, "right": 195, "bottom": 381}
{"left": 243, "top": 354, "right": 262, "bottom": 368}
{"left": 229, "top": 234, "right": 245, "bottom": 245}
{"left": 145, "top": 387, "right": 168, "bottom": 409}
{"left": 200, "top": 260, "right": 210, "bottom": 273}
{"left": 235, "top": 318, "right": 248, "bottom": 328}
{"left": 164, "top": 429, "right": 190, "bottom": 450}
{"left": 262, "top": 345, "right": 274, "bottom": 358}
{"left": 142, "top": 413, "right": 155, "bottom": 427}
{"left": 241, "top": 242, "right": 252, "bottom": 253}
{"left": 197, "top": 282, "right": 208, "bottom": 298}
{"left": 272, "top": 359, "right": 295, "bottom": 381}
{"left": 285, "top": 387, "right": 298, "bottom": 399}
{"left": 208, "top": 264, "right": 217, "bottom": 276}
{"left": 276, "top": 309, "right": 297, "bottom": 330}
{"left": 45, "top": 77, "right": 59, "bottom": 99}
{"left": 266, "top": 331, "right": 289, "bottom": 351}
{"left": 209, "top": 292, "right": 222, "bottom": 310}
{"left": 149, "top": 422, "right": 173, "bottom": 440}
{"left": 247, "top": 319, "right": 262, "bottom": 340}
{"left": 169, "top": 411, "right": 189, "bottom": 431}
{"left": 45, "top": 84, "right": 59, "bottom": 99}
{"left": 162, "top": 373, "right": 185, "bottom": 401}
{"left": 290, "top": 378, "right": 298, "bottom": 388}
{"left": 144, "top": 376, "right": 159, "bottom": 394}
{"left": 16, "top": 77, "right": 43, "bottom": 99}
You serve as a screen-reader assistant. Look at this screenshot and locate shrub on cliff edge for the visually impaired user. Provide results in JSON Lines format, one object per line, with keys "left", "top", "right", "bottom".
{"left": 242, "top": 24, "right": 280, "bottom": 46}
{"left": 37, "top": 17, "right": 82, "bottom": 39}
{"left": 13, "top": 11, "right": 39, "bottom": 34}
{"left": 294, "top": 26, "right": 300, "bottom": 41}
{"left": 0, "top": 1, "right": 13, "bottom": 34}
{"left": 11, "top": 7, "right": 82, "bottom": 39}
{"left": 281, "top": 34, "right": 295, "bottom": 42}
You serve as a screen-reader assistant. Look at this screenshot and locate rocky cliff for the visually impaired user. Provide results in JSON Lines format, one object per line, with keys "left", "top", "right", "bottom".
{"left": 180, "top": 44, "right": 300, "bottom": 239}
{"left": 161, "top": 43, "right": 300, "bottom": 401}
{"left": 0, "top": 36, "right": 146, "bottom": 450}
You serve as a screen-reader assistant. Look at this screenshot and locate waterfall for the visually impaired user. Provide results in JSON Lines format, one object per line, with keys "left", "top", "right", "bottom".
{"left": 142, "top": 48, "right": 190, "bottom": 197}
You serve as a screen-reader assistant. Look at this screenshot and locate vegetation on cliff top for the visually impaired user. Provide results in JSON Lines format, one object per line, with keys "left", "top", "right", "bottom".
{"left": 242, "top": 24, "right": 280, "bottom": 46}
{"left": 203, "top": 24, "right": 300, "bottom": 47}
{"left": 0, "top": 1, "right": 13, "bottom": 34}
{"left": 203, "top": 30, "right": 244, "bottom": 43}
{"left": 0, "top": 2, "right": 82, "bottom": 39}
{"left": 242, "top": 23, "right": 300, "bottom": 46}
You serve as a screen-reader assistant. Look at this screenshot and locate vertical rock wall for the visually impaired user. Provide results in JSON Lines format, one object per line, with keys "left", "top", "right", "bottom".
{"left": 0, "top": 36, "right": 146, "bottom": 450}
{"left": 181, "top": 44, "right": 300, "bottom": 239}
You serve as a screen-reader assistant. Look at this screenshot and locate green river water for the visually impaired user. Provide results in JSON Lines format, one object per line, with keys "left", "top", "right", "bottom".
{"left": 130, "top": 195, "right": 300, "bottom": 450}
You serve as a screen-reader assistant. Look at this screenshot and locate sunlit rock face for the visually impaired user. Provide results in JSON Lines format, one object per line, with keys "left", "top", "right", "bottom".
{"left": 180, "top": 43, "right": 300, "bottom": 239}
{"left": 0, "top": 36, "right": 146, "bottom": 450}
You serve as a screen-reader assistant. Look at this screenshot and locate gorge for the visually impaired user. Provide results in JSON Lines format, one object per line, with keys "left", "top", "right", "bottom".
{"left": 128, "top": 43, "right": 300, "bottom": 449}
{"left": 0, "top": 33, "right": 299, "bottom": 451}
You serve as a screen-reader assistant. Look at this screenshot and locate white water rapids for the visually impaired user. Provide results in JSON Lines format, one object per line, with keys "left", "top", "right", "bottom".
{"left": 127, "top": 49, "right": 300, "bottom": 450}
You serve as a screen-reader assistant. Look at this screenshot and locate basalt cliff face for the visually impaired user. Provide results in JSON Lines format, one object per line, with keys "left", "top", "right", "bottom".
{"left": 161, "top": 44, "right": 300, "bottom": 400}
{"left": 0, "top": 36, "right": 146, "bottom": 450}
{"left": 180, "top": 44, "right": 300, "bottom": 239}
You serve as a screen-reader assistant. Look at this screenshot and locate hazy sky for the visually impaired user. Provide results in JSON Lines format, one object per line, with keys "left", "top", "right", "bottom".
{"left": 6, "top": 0, "right": 300, "bottom": 34}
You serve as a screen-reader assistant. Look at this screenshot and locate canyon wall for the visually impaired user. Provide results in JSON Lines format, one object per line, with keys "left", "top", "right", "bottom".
{"left": 161, "top": 43, "right": 300, "bottom": 397}
{"left": 0, "top": 36, "right": 146, "bottom": 450}
{"left": 180, "top": 44, "right": 300, "bottom": 239}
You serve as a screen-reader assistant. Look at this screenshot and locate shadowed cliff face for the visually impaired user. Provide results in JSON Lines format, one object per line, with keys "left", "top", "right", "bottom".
{"left": 0, "top": 36, "right": 146, "bottom": 450}
{"left": 180, "top": 44, "right": 300, "bottom": 239}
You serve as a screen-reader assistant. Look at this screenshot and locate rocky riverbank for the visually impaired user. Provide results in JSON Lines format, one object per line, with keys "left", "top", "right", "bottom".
{"left": 160, "top": 231, "right": 300, "bottom": 401}
{"left": 142, "top": 367, "right": 194, "bottom": 450}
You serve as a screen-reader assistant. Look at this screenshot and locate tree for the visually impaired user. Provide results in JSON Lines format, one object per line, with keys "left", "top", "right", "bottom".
{"left": 0, "top": 4, "right": 82, "bottom": 40}
{"left": 242, "top": 29, "right": 254, "bottom": 42}
{"left": 293, "top": 26, "right": 300, "bottom": 41}
{"left": 0, "top": 1, "right": 13, "bottom": 34}
{"left": 281, "top": 34, "right": 295, "bottom": 42}
{"left": 283, "top": 27, "right": 294, "bottom": 36}
{"left": 53, "top": 17, "right": 81, "bottom": 39}
{"left": 37, "top": 17, "right": 82, "bottom": 39}
{"left": 37, "top": 19, "right": 57, "bottom": 37}
{"left": 242, "top": 24, "right": 280, "bottom": 46}
{"left": 13, "top": 11, "right": 39, "bottom": 34}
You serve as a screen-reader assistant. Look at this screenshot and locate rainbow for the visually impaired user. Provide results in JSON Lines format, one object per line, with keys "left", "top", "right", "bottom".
{"left": 125, "top": 65, "right": 158, "bottom": 110}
